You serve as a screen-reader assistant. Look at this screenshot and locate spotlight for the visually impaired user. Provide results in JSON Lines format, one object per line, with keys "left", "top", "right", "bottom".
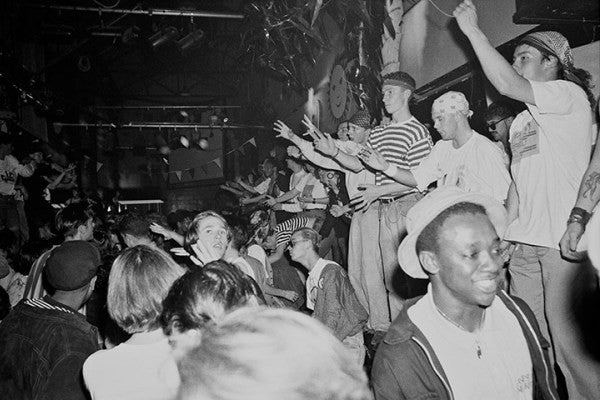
{"left": 179, "top": 135, "right": 190, "bottom": 148}
{"left": 176, "top": 29, "right": 204, "bottom": 53}
{"left": 148, "top": 27, "right": 178, "bottom": 49}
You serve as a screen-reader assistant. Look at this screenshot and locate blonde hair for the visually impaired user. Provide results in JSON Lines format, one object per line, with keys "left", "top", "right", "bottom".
{"left": 177, "top": 307, "right": 372, "bottom": 400}
{"left": 107, "top": 245, "right": 186, "bottom": 333}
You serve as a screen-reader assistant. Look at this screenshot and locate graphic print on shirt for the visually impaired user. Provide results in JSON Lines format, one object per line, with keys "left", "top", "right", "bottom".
{"left": 511, "top": 115, "right": 540, "bottom": 163}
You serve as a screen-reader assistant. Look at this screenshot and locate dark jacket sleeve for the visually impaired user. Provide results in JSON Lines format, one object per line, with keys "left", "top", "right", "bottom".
{"left": 44, "top": 352, "right": 91, "bottom": 400}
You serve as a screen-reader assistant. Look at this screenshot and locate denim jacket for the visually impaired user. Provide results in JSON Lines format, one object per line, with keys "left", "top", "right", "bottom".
{"left": 0, "top": 296, "right": 100, "bottom": 400}
{"left": 371, "top": 291, "right": 559, "bottom": 400}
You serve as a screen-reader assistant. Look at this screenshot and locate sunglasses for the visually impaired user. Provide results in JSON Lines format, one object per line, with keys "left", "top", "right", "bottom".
{"left": 287, "top": 239, "right": 309, "bottom": 249}
{"left": 486, "top": 116, "right": 510, "bottom": 131}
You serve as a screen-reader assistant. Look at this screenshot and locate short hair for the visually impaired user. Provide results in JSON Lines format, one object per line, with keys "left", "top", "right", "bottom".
{"left": 291, "top": 227, "right": 320, "bottom": 253}
{"left": 381, "top": 71, "right": 416, "bottom": 92}
{"left": 177, "top": 307, "right": 373, "bottom": 400}
{"left": 117, "top": 211, "right": 151, "bottom": 239}
{"left": 107, "top": 245, "right": 186, "bottom": 334}
{"left": 416, "top": 202, "right": 488, "bottom": 255}
{"left": 484, "top": 101, "right": 515, "bottom": 121}
{"left": 160, "top": 260, "right": 265, "bottom": 336}
{"left": 226, "top": 219, "right": 250, "bottom": 252}
{"left": 55, "top": 202, "right": 95, "bottom": 238}
{"left": 184, "top": 211, "right": 230, "bottom": 255}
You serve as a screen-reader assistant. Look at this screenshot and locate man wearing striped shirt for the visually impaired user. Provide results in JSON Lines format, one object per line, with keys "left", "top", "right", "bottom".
{"left": 315, "top": 71, "right": 432, "bottom": 321}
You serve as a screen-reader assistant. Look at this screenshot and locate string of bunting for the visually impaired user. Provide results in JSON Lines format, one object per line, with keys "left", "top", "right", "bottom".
{"left": 166, "top": 137, "right": 256, "bottom": 181}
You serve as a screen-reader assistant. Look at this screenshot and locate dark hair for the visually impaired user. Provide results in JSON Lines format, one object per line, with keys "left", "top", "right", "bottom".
{"left": 226, "top": 218, "right": 250, "bottom": 252}
{"left": 55, "top": 202, "right": 95, "bottom": 238}
{"left": 160, "top": 260, "right": 265, "bottom": 336}
{"left": 117, "top": 211, "right": 151, "bottom": 239}
{"left": 0, "top": 229, "right": 16, "bottom": 252}
{"left": 416, "top": 202, "right": 488, "bottom": 255}
{"left": 263, "top": 157, "right": 279, "bottom": 170}
{"left": 484, "top": 101, "right": 516, "bottom": 121}
{"left": 381, "top": 71, "right": 416, "bottom": 92}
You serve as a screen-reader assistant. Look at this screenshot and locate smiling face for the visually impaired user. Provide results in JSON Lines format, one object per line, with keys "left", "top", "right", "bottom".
{"left": 196, "top": 216, "right": 228, "bottom": 258}
{"left": 431, "top": 213, "right": 503, "bottom": 309}
{"left": 329, "top": 65, "right": 348, "bottom": 119}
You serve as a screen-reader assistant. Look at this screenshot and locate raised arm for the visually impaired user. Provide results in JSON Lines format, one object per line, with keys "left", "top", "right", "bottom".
{"left": 453, "top": 0, "right": 535, "bottom": 105}
{"left": 302, "top": 116, "right": 364, "bottom": 172}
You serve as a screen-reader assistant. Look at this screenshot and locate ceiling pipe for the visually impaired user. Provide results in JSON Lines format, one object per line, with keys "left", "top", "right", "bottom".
{"left": 94, "top": 105, "right": 241, "bottom": 110}
{"left": 26, "top": 4, "right": 245, "bottom": 20}
{"left": 53, "top": 122, "right": 269, "bottom": 130}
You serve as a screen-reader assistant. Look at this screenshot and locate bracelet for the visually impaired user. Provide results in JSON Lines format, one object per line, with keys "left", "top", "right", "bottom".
{"left": 332, "top": 147, "right": 340, "bottom": 157}
{"left": 567, "top": 207, "right": 591, "bottom": 228}
{"left": 383, "top": 163, "right": 398, "bottom": 177}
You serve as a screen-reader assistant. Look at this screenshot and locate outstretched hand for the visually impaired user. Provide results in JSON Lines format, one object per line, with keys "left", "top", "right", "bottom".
{"left": 190, "top": 239, "right": 222, "bottom": 266}
{"left": 149, "top": 222, "right": 173, "bottom": 239}
{"left": 273, "top": 120, "right": 295, "bottom": 141}
{"left": 453, "top": 0, "right": 480, "bottom": 37}
{"left": 358, "top": 146, "right": 389, "bottom": 172}
{"left": 349, "top": 184, "right": 381, "bottom": 211}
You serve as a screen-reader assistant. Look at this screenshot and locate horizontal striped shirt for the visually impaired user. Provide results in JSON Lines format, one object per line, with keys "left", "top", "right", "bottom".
{"left": 367, "top": 116, "right": 433, "bottom": 187}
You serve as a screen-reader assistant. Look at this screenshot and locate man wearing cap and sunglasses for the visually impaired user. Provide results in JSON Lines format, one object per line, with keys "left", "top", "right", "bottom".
{"left": 371, "top": 186, "right": 558, "bottom": 400}
{"left": 484, "top": 101, "right": 516, "bottom": 162}
{"left": 454, "top": 1, "right": 600, "bottom": 397}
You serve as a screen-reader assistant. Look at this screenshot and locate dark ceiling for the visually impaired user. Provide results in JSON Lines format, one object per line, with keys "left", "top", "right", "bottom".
{"left": 2, "top": 0, "right": 249, "bottom": 115}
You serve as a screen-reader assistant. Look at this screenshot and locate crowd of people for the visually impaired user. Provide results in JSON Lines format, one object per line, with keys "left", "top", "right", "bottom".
{"left": 0, "top": 1, "right": 599, "bottom": 399}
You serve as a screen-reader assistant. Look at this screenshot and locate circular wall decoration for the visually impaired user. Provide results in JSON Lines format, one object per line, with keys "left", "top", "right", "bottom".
{"left": 328, "top": 64, "right": 349, "bottom": 120}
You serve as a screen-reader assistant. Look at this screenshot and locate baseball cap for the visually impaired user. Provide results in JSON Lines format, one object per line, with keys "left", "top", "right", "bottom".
{"left": 45, "top": 241, "right": 102, "bottom": 291}
{"left": 398, "top": 186, "right": 507, "bottom": 279}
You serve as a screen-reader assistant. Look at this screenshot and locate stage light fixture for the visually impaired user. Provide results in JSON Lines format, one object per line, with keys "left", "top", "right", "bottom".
{"left": 176, "top": 28, "right": 204, "bottom": 53}
{"left": 148, "top": 27, "right": 178, "bottom": 49}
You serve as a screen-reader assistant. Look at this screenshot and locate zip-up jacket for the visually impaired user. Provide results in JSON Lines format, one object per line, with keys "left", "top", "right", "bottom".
{"left": 371, "top": 290, "right": 559, "bottom": 400}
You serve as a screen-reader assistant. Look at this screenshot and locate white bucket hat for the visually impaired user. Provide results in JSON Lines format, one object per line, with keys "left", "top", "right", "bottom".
{"left": 398, "top": 186, "right": 508, "bottom": 279}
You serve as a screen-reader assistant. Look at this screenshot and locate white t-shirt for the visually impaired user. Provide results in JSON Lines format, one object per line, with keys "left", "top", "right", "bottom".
{"left": 409, "top": 288, "right": 533, "bottom": 400}
{"left": 412, "top": 131, "right": 511, "bottom": 203}
{"left": 505, "top": 80, "right": 593, "bottom": 248}
{"left": 253, "top": 177, "right": 271, "bottom": 195}
{"left": 83, "top": 333, "right": 180, "bottom": 400}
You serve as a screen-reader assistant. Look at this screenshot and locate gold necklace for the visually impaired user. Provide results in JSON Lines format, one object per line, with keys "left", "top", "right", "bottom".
{"left": 435, "top": 305, "right": 485, "bottom": 359}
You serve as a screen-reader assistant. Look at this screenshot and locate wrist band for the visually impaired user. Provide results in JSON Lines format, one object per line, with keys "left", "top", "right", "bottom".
{"left": 383, "top": 163, "right": 398, "bottom": 177}
{"left": 332, "top": 147, "right": 340, "bottom": 157}
{"left": 567, "top": 207, "right": 591, "bottom": 228}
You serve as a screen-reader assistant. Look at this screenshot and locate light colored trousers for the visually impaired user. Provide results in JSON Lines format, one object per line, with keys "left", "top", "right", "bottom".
{"left": 509, "top": 244, "right": 600, "bottom": 400}
{"left": 378, "top": 193, "right": 424, "bottom": 321}
{"left": 347, "top": 205, "right": 390, "bottom": 331}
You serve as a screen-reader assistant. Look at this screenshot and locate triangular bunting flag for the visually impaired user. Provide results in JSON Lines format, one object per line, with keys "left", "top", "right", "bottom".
{"left": 96, "top": 162, "right": 103, "bottom": 172}
{"left": 162, "top": 172, "right": 169, "bottom": 181}
{"left": 238, "top": 146, "right": 245, "bottom": 155}
{"left": 175, "top": 171, "right": 182, "bottom": 181}
{"left": 188, "top": 168, "right": 195, "bottom": 179}
{"left": 248, "top": 137, "right": 256, "bottom": 147}
{"left": 212, "top": 158, "right": 222, "bottom": 169}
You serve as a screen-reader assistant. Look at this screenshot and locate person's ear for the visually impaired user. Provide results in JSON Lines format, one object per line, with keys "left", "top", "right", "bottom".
{"left": 542, "top": 54, "right": 559, "bottom": 71}
{"left": 418, "top": 251, "right": 440, "bottom": 275}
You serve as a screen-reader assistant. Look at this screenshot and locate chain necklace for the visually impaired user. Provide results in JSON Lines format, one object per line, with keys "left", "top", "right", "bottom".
{"left": 435, "top": 305, "right": 485, "bottom": 359}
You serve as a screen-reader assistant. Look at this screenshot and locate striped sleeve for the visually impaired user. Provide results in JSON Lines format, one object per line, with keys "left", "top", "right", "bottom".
{"left": 407, "top": 137, "right": 433, "bottom": 169}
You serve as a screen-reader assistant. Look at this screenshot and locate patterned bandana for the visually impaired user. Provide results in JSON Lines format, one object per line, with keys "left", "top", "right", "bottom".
{"left": 519, "top": 31, "right": 574, "bottom": 69}
{"left": 431, "top": 91, "right": 473, "bottom": 118}
{"left": 348, "top": 109, "right": 371, "bottom": 129}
